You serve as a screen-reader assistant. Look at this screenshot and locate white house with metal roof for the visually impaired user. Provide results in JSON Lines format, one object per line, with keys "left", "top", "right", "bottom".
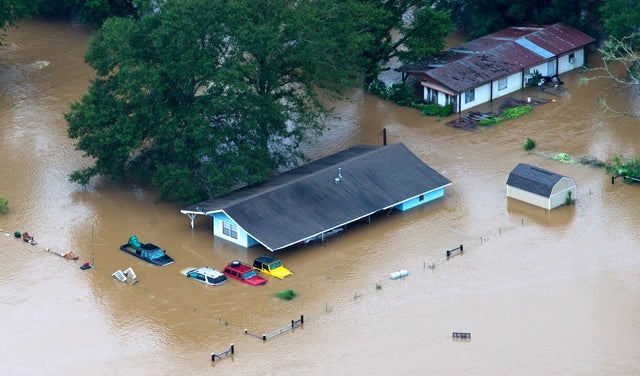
{"left": 181, "top": 143, "right": 452, "bottom": 251}
{"left": 398, "top": 23, "right": 595, "bottom": 113}
{"left": 506, "top": 163, "right": 576, "bottom": 210}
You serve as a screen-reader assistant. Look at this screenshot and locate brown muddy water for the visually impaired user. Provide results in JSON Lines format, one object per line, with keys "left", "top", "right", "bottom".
{"left": 1, "top": 20, "right": 639, "bottom": 376}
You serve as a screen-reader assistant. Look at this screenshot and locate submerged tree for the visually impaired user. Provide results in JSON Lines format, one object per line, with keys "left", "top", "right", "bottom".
{"left": 1, "top": 0, "right": 38, "bottom": 31}
{"left": 579, "top": 32, "right": 640, "bottom": 117}
{"left": 66, "top": 0, "right": 369, "bottom": 203}
{"left": 354, "top": 0, "right": 454, "bottom": 85}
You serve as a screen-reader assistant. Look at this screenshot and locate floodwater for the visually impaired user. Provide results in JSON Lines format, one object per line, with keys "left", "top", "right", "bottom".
{"left": 1, "top": 20, "right": 639, "bottom": 376}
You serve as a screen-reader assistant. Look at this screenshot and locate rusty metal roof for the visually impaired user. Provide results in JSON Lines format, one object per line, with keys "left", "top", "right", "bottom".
{"left": 398, "top": 23, "right": 596, "bottom": 94}
{"left": 523, "top": 23, "right": 596, "bottom": 55}
{"left": 425, "top": 42, "right": 542, "bottom": 93}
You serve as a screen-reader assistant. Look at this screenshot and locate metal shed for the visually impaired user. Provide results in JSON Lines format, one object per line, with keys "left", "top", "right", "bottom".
{"left": 506, "top": 163, "right": 576, "bottom": 210}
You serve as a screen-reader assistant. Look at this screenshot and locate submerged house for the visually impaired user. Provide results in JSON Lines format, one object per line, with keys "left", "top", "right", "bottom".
{"left": 506, "top": 163, "right": 576, "bottom": 210}
{"left": 181, "top": 143, "right": 452, "bottom": 251}
{"left": 398, "top": 23, "right": 595, "bottom": 113}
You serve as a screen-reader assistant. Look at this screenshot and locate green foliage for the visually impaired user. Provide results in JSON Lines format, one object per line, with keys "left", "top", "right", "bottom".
{"left": 367, "top": 80, "right": 389, "bottom": 99}
{"left": 66, "top": 0, "right": 374, "bottom": 203}
{"left": 503, "top": 105, "right": 531, "bottom": 119}
{"left": 387, "top": 82, "right": 415, "bottom": 106}
{"left": 367, "top": 81, "right": 452, "bottom": 117}
{"left": 36, "top": 0, "right": 137, "bottom": 25}
{"left": 605, "top": 155, "right": 640, "bottom": 179}
{"left": 524, "top": 138, "right": 536, "bottom": 151}
{"left": 434, "top": 0, "right": 601, "bottom": 39}
{"left": 417, "top": 103, "right": 453, "bottom": 117}
{"left": 525, "top": 70, "right": 543, "bottom": 87}
{"left": 0, "top": 195, "right": 8, "bottom": 214}
{"left": 276, "top": 289, "right": 297, "bottom": 301}
{"left": 565, "top": 190, "right": 574, "bottom": 205}
{"left": 356, "top": 1, "right": 454, "bottom": 84}
{"left": 600, "top": 0, "right": 640, "bottom": 41}
{"left": 478, "top": 116, "right": 503, "bottom": 126}
{"left": 478, "top": 105, "right": 531, "bottom": 127}
{"left": 1, "top": 0, "right": 38, "bottom": 30}
{"left": 553, "top": 153, "right": 574, "bottom": 164}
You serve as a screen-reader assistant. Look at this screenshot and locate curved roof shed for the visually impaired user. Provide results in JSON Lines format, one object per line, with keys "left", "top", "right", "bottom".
{"left": 506, "top": 163, "right": 576, "bottom": 210}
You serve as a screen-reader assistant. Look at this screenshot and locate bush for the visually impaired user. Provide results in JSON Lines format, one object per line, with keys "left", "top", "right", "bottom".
{"left": 276, "top": 289, "right": 297, "bottom": 301}
{"left": 387, "top": 82, "right": 416, "bottom": 106}
{"left": 367, "top": 79, "right": 388, "bottom": 99}
{"left": 605, "top": 155, "right": 640, "bottom": 179}
{"left": 524, "top": 138, "right": 536, "bottom": 151}
{"left": 478, "top": 116, "right": 503, "bottom": 126}
{"left": 367, "top": 80, "right": 452, "bottom": 117}
{"left": 417, "top": 103, "right": 453, "bottom": 117}
{"left": 0, "top": 196, "right": 8, "bottom": 214}
{"left": 503, "top": 105, "right": 532, "bottom": 119}
{"left": 553, "top": 153, "right": 574, "bottom": 163}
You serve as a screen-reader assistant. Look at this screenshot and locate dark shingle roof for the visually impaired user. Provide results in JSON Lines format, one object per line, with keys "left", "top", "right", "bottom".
{"left": 506, "top": 163, "right": 565, "bottom": 197}
{"left": 183, "top": 144, "right": 451, "bottom": 251}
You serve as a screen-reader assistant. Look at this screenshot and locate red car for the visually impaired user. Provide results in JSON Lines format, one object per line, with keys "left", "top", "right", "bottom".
{"left": 223, "top": 260, "right": 267, "bottom": 286}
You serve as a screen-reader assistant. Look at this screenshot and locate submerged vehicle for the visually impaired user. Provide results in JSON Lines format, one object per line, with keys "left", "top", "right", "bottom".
{"left": 223, "top": 260, "right": 267, "bottom": 286}
{"left": 252, "top": 255, "right": 294, "bottom": 279}
{"left": 181, "top": 267, "right": 227, "bottom": 286}
{"left": 119, "top": 235, "right": 174, "bottom": 266}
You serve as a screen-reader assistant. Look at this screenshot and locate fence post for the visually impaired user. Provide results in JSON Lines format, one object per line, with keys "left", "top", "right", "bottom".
{"left": 301, "top": 315, "right": 304, "bottom": 324}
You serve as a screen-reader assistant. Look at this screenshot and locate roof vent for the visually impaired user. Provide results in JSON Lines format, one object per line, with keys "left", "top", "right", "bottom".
{"left": 334, "top": 168, "right": 343, "bottom": 184}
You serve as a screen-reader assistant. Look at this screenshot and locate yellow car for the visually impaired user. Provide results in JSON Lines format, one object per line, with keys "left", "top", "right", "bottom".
{"left": 252, "top": 255, "right": 294, "bottom": 279}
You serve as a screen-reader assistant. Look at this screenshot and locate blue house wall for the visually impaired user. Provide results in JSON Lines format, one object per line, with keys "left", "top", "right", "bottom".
{"left": 394, "top": 187, "right": 445, "bottom": 211}
{"left": 212, "top": 212, "right": 258, "bottom": 248}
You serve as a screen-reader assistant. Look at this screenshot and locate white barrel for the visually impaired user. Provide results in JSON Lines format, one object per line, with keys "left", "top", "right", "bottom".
{"left": 389, "top": 269, "right": 408, "bottom": 279}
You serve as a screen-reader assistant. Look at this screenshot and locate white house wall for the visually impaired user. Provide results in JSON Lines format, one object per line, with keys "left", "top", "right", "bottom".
{"left": 528, "top": 61, "right": 551, "bottom": 76}
{"left": 506, "top": 186, "right": 550, "bottom": 210}
{"left": 557, "top": 49, "right": 585, "bottom": 74}
{"left": 492, "top": 72, "right": 523, "bottom": 99}
{"left": 548, "top": 177, "right": 577, "bottom": 209}
{"left": 459, "top": 83, "right": 492, "bottom": 112}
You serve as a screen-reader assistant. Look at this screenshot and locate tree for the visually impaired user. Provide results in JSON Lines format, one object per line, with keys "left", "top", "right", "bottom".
{"left": 37, "top": 0, "right": 137, "bottom": 25}
{"left": 66, "top": 0, "right": 369, "bottom": 203}
{"left": 600, "top": 0, "right": 640, "bottom": 41}
{"left": 578, "top": 32, "right": 640, "bottom": 117}
{"left": 434, "top": 0, "right": 601, "bottom": 39}
{"left": 354, "top": 1, "right": 454, "bottom": 84}
{"left": 1, "top": 0, "right": 38, "bottom": 30}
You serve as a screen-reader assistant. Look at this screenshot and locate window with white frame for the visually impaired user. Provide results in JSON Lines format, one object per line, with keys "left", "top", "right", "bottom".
{"left": 222, "top": 221, "right": 238, "bottom": 239}
{"left": 464, "top": 89, "right": 475, "bottom": 104}
{"left": 498, "top": 78, "right": 507, "bottom": 91}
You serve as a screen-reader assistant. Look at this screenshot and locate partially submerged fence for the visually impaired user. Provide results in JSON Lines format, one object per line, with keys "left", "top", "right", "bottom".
{"left": 452, "top": 332, "right": 471, "bottom": 341}
{"left": 211, "top": 343, "right": 234, "bottom": 362}
{"left": 245, "top": 315, "right": 304, "bottom": 341}
{"left": 446, "top": 244, "right": 464, "bottom": 259}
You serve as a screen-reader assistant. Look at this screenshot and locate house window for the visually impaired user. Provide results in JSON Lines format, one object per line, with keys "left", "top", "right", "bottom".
{"left": 498, "top": 78, "right": 507, "bottom": 91}
{"left": 222, "top": 221, "right": 238, "bottom": 239}
{"left": 568, "top": 53, "right": 575, "bottom": 64}
{"left": 419, "top": 194, "right": 424, "bottom": 201}
{"left": 464, "top": 89, "right": 475, "bottom": 104}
